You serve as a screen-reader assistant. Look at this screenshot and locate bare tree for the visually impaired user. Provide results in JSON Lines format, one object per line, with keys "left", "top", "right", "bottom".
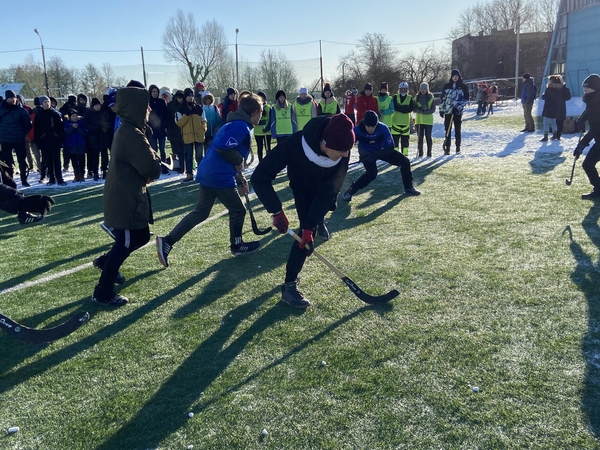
{"left": 47, "top": 56, "right": 78, "bottom": 98}
{"left": 259, "top": 49, "right": 299, "bottom": 102}
{"left": 398, "top": 46, "right": 452, "bottom": 93}
{"left": 162, "top": 10, "right": 228, "bottom": 86}
{"left": 162, "top": 9, "right": 201, "bottom": 84}
{"left": 335, "top": 33, "right": 401, "bottom": 92}
{"left": 447, "top": 0, "right": 556, "bottom": 41}
{"left": 80, "top": 63, "right": 103, "bottom": 100}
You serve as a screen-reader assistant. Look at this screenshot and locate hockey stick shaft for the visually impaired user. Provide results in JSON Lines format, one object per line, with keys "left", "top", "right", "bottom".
{"left": 566, "top": 131, "right": 585, "bottom": 186}
{"left": 287, "top": 229, "right": 398, "bottom": 304}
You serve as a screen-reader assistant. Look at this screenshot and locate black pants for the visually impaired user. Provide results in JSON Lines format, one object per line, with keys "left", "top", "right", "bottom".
{"left": 444, "top": 114, "right": 463, "bottom": 149}
{"left": 1, "top": 142, "right": 28, "bottom": 182}
{"left": 416, "top": 124, "right": 433, "bottom": 155}
{"left": 582, "top": 142, "right": 600, "bottom": 190}
{"left": 97, "top": 227, "right": 151, "bottom": 291}
{"left": 349, "top": 151, "right": 413, "bottom": 194}
{"left": 69, "top": 153, "right": 86, "bottom": 175}
{"left": 41, "top": 145, "right": 64, "bottom": 183}
{"left": 392, "top": 134, "right": 410, "bottom": 153}
{"left": 255, "top": 135, "right": 272, "bottom": 161}
{"left": 167, "top": 183, "right": 246, "bottom": 246}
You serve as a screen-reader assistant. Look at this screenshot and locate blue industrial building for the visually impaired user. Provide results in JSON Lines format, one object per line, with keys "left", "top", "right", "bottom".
{"left": 545, "top": 0, "right": 600, "bottom": 96}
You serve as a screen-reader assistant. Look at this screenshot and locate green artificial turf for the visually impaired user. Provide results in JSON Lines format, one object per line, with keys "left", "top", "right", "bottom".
{"left": 1, "top": 136, "right": 599, "bottom": 449}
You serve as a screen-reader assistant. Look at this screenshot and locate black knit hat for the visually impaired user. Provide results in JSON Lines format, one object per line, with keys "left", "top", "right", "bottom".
{"left": 4, "top": 89, "right": 15, "bottom": 100}
{"left": 583, "top": 74, "right": 600, "bottom": 91}
{"left": 275, "top": 90, "right": 286, "bottom": 100}
{"left": 363, "top": 110, "right": 379, "bottom": 127}
{"left": 522, "top": 73, "right": 531, "bottom": 80}
{"left": 257, "top": 91, "right": 267, "bottom": 101}
{"left": 91, "top": 98, "right": 101, "bottom": 107}
{"left": 379, "top": 82, "right": 388, "bottom": 91}
{"left": 364, "top": 83, "right": 373, "bottom": 91}
{"left": 451, "top": 69, "right": 461, "bottom": 78}
{"left": 226, "top": 87, "right": 236, "bottom": 96}
{"left": 127, "top": 80, "right": 146, "bottom": 89}
{"left": 183, "top": 88, "right": 194, "bottom": 97}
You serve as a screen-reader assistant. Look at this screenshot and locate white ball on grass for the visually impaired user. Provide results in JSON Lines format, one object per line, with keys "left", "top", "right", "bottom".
{"left": 8, "top": 427, "right": 19, "bottom": 433}
{"left": 262, "top": 429, "right": 268, "bottom": 435}
{"left": 321, "top": 361, "right": 326, "bottom": 366}
{"left": 472, "top": 386, "right": 479, "bottom": 392}
{"left": 188, "top": 412, "right": 194, "bottom": 418}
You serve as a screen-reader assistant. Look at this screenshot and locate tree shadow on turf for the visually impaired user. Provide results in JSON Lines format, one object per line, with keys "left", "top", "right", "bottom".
{"left": 564, "top": 206, "right": 600, "bottom": 438}
{"left": 93, "top": 299, "right": 373, "bottom": 450}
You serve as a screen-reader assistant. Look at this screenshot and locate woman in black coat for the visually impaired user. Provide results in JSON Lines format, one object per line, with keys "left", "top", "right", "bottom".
{"left": 541, "top": 75, "right": 570, "bottom": 141}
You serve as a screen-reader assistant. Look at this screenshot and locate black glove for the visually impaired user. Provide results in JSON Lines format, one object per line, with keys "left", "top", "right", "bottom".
{"left": 439, "top": 111, "right": 444, "bottom": 118}
{"left": 574, "top": 144, "right": 585, "bottom": 159}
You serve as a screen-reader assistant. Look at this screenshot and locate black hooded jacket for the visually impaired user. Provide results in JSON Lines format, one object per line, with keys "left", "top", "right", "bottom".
{"left": 251, "top": 116, "right": 349, "bottom": 231}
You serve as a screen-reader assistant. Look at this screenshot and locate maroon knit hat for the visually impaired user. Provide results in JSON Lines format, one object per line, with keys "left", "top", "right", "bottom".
{"left": 320, "top": 114, "right": 355, "bottom": 152}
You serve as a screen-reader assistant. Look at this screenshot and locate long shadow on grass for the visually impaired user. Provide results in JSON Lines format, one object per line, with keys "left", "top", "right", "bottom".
{"left": 493, "top": 132, "right": 527, "bottom": 158}
{"left": 94, "top": 296, "right": 377, "bottom": 450}
{"left": 565, "top": 206, "right": 600, "bottom": 438}
{"left": 0, "top": 250, "right": 284, "bottom": 390}
{"left": 528, "top": 149, "right": 566, "bottom": 175}
{"left": 0, "top": 244, "right": 110, "bottom": 294}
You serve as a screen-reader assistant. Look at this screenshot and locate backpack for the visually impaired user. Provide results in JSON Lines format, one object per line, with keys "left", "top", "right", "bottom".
{"left": 562, "top": 117, "right": 576, "bottom": 134}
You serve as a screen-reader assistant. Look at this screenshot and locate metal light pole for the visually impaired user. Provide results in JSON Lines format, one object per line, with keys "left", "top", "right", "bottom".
{"left": 34, "top": 28, "right": 49, "bottom": 96}
{"left": 235, "top": 28, "right": 239, "bottom": 89}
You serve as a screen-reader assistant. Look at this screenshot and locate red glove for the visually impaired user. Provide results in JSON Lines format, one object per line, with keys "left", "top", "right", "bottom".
{"left": 298, "top": 229, "right": 314, "bottom": 256}
{"left": 272, "top": 211, "right": 289, "bottom": 234}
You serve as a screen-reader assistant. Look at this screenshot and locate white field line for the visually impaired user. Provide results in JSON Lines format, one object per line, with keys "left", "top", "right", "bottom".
{"left": 0, "top": 208, "right": 230, "bottom": 297}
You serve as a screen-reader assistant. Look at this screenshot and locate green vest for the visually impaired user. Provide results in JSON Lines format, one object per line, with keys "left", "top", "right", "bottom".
{"left": 414, "top": 95, "right": 434, "bottom": 126}
{"left": 392, "top": 94, "right": 412, "bottom": 135}
{"left": 255, "top": 105, "right": 271, "bottom": 136}
{"left": 377, "top": 95, "right": 393, "bottom": 127}
{"left": 294, "top": 100, "right": 313, "bottom": 131}
{"left": 318, "top": 99, "right": 338, "bottom": 116}
{"left": 275, "top": 105, "right": 293, "bottom": 136}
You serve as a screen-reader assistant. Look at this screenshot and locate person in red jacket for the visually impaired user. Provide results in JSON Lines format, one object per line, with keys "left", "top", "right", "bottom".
{"left": 344, "top": 88, "right": 358, "bottom": 124}
{"left": 356, "top": 83, "right": 378, "bottom": 124}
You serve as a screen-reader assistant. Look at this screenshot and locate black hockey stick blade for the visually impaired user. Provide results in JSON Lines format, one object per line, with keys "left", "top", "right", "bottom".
{"left": 566, "top": 157, "right": 577, "bottom": 186}
{"left": 245, "top": 194, "right": 272, "bottom": 235}
{"left": 0, "top": 311, "right": 90, "bottom": 344}
{"left": 341, "top": 277, "right": 399, "bottom": 304}
{"left": 287, "top": 229, "right": 398, "bottom": 304}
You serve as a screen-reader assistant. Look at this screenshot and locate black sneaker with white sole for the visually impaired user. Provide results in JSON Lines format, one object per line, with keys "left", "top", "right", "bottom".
{"left": 230, "top": 240, "right": 260, "bottom": 257}
{"left": 156, "top": 236, "right": 173, "bottom": 267}
{"left": 92, "top": 291, "right": 128, "bottom": 306}
{"left": 281, "top": 281, "right": 310, "bottom": 308}
{"left": 404, "top": 187, "right": 421, "bottom": 196}
{"left": 317, "top": 222, "right": 330, "bottom": 241}
{"left": 18, "top": 212, "right": 44, "bottom": 225}
{"left": 92, "top": 256, "right": 126, "bottom": 284}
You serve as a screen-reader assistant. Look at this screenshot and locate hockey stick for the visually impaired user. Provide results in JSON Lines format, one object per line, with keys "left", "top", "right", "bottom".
{"left": 287, "top": 229, "right": 399, "bottom": 304}
{"left": 0, "top": 311, "right": 90, "bottom": 344}
{"left": 443, "top": 114, "right": 454, "bottom": 153}
{"left": 245, "top": 193, "right": 272, "bottom": 235}
{"left": 566, "top": 131, "right": 584, "bottom": 186}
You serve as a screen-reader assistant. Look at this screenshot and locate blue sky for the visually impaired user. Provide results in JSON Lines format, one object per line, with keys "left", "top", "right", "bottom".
{"left": 0, "top": 0, "right": 479, "bottom": 88}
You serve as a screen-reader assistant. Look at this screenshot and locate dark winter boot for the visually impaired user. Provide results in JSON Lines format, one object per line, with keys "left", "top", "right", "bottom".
{"left": 20, "top": 175, "right": 30, "bottom": 187}
{"left": 73, "top": 173, "right": 80, "bottom": 183}
{"left": 443, "top": 139, "right": 450, "bottom": 155}
{"left": 281, "top": 281, "right": 310, "bottom": 309}
{"left": 540, "top": 133, "right": 548, "bottom": 142}
{"left": 426, "top": 148, "right": 432, "bottom": 158}
{"left": 455, "top": 145, "right": 461, "bottom": 154}
{"left": 551, "top": 133, "right": 559, "bottom": 141}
